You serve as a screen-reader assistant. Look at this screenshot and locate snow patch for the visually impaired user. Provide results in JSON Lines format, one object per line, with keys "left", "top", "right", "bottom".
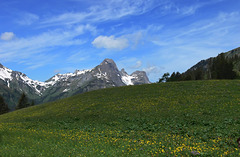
{"left": 95, "top": 72, "right": 107, "bottom": 79}
{"left": 121, "top": 75, "right": 134, "bottom": 85}
{"left": 94, "top": 68, "right": 108, "bottom": 79}
{"left": 63, "top": 89, "right": 70, "bottom": 92}
{"left": 7, "top": 80, "right": 10, "bottom": 88}
{"left": 46, "top": 69, "right": 91, "bottom": 86}
{"left": 0, "top": 66, "right": 12, "bottom": 81}
{"left": 75, "top": 69, "right": 91, "bottom": 75}
{"left": 14, "top": 69, "right": 91, "bottom": 95}
{"left": 19, "top": 74, "right": 45, "bottom": 95}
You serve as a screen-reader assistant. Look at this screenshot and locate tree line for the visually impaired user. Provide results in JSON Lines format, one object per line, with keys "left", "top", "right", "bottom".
{"left": 0, "top": 93, "right": 34, "bottom": 115}
{"left": 159, "top": 53, "right": 239, "bottom": 83}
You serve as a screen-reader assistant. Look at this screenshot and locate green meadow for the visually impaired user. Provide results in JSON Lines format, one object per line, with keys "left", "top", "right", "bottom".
{"left": 0, "top": 80, "right": 240, "bottom": 156}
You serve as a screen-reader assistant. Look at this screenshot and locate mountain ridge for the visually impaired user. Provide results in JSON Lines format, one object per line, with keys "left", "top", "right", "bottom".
{"left": 0, "top": 58, "right": 150, "bottom": 109}
{"left": 163, "top": 47, "right": 240, "bottom": 82}
{"left": 188, "top": 47, "right": 240, "bottom": 71}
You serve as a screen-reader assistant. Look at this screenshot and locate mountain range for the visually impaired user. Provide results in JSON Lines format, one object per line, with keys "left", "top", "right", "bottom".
{"left": 0, "top": 59, "right": 150, "bottom": 109}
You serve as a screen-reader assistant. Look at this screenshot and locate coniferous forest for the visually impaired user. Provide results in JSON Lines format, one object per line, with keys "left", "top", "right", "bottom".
{"left": 159, "top": 53, "right": 239, "bottom": 83}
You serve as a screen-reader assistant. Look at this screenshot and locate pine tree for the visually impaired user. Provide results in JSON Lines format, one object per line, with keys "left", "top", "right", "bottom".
{"left": 175, "top": 72, "right": 182, "bottom": 81}
{"left": 158, "top": 73, "right": 170, "bottom": 83}
{"left": 16, "top": 93, "right": 29, "bottom": 110}
{"left": 210, "top": 53, "right": 236, "bottom": 79}
{"left": 195, "top": 68, "right": 204, "bottom": 80}
{"left": 0, "top": 95, "right": 9, "bottom": 114}
{"left": 169, "top": 72, "right": 176, "bottom": 82}
{"left": 168, "top": 72, "right": 182, "bottom": 82}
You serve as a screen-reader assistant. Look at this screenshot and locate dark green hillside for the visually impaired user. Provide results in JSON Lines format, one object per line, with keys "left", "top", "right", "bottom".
{"left": 164, "top": 47, "right": 240, "bottom": 81}
{"left": 0, "top": 80, "right": 240, "bottom": 156}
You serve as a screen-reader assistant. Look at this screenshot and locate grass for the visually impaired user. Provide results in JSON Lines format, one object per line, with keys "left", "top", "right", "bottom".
{"left": 0, "top": 80, "right": 240, "bottom": 156}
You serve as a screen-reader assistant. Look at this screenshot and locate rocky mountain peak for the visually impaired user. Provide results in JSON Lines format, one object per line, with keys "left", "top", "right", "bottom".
{"left": 120, "top": 68, "right": 128, "bottom": 75}
{"left": 131, "top": 71, "right": 150, "bottom": 85}
{"left": 99, "top": 58, "right": 118, "bottom": 71}
{"left": 96, "top": 59, "right": 119, "bottom": 75}
{"left": 0, "top": 58, "right": 151, "bottom": 108}
{"left": 101, "top": 58, "right": 116, "bottom": 65}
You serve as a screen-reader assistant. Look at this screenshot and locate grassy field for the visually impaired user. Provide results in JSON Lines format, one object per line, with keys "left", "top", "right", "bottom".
{"left": 0, "top": 80, "right": 240, "bottom": 156}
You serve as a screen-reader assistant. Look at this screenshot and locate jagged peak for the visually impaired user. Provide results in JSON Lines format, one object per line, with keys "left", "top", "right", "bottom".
{"left": 131, "top": 70, "right": 146, "bottom": 76}
{"left": 97, "top": 58, "right": 119, "bottom": 73}
{"left": 103, "top": 58, "right": 115, "bottom": 63}
{"left": 100, "top": 58, "right": 116, "bottom": 66}
{"left": 120, "top": 68, "right": 128, "bottom": 75}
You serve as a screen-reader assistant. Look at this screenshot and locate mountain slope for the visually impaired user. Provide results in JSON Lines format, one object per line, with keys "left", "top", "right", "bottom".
{"left": 40, "top": 58, "right": 150, "bottom": 103}
{"left": 0, "top": 59, "right": 150, "bottom": 108}
{"left": 167, "top": 47, "right": 240, "bottom": 81}
{"left": 0, "top": 63, "right": 43, "bottom": 109}
{"left": 0, "top": 80, "right": 239, "bottom": 156}
{"left": 188, "top": 47, "right": 240, "bottom": 71}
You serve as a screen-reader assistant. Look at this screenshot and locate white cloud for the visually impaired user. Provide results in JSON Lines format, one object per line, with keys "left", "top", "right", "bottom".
{"left": 135, "top": 61, "right": 142, "bottom": 68}
{"left": 124, "top": 32, "right": 143, "bottom": 48}
{"left": 67, "top": 51, "right": 89, "bottom": 63}
{"left": 0, "top": 24, "right": 95, "bottom": 64}
{"left": 141, "top": 11, "right": 240, "bottom": 82}
{"left": 17, "top": 13, "right": 39, "bottom": 25}
{"left": 142, "top": 65, "right": 163, "bottom": 82}
{"left": 92, "top": 35, "right": 129, "bottom": 50}
{"left": 131, "top": 61, "right": 142, "bottom": 69}
{"left": 41, "top": 0, "right": 165, "bottom": 27}
{"left": 151, "top": 11, "right": 240, "bottom": 49}
{"left": 163, "top": 1, "right": 224, "bottom": 16}
{"left": 175, "top": 4, "right": 202, "bottom": 16}
{"left": 143, "top": 66, "right": 160, "bottom": 75}
{"left": 0, "top": 32, "right": 15, "bottom": 41}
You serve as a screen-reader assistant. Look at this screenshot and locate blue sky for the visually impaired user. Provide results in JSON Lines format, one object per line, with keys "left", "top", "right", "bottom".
{"left": 0, "top": 0, "right": 240, "bottom": 82}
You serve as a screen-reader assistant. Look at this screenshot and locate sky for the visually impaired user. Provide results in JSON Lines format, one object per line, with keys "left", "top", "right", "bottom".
{"left": 0, "top": 0, "right": 240, "bottom": 82}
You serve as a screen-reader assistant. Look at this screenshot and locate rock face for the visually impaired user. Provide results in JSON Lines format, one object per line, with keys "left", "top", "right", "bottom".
{"left": 93, "top": 59, "right": 126, "bottom": 86}
{"left": 0, "top": 59, "right": 150, "bottom": 109}
{"left": 131, "top": 71, "right": 150, "bottom": 85}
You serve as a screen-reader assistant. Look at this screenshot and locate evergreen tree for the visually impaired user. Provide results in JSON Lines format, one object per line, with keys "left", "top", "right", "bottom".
{"left": 175, "top": 72, "right": 182, "bottom": 81}
{"left": 0, "top": 95, "right": 9, "bottom": 114}
{"left": 184, "top": 73, "right": 192, "bottom": 81}
{"left": 168, "top": 72, "right": 182, "bottom": 82}
{"left": 16, "top": 93, "right": 29, "bottom": 110}
{"left": 168, "top": 72, "right": 176, "bottom": 82}
{"left": 195, "top": 68, "right": 204, "bottom": 80}
{"left": 158, "top": 73, "right": 170, "bottom": 83}
{"left": 210, "top": 53, "right": 236, "bottom": 79}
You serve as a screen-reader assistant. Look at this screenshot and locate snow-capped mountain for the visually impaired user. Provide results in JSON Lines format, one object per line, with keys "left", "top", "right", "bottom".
{"left": 1, "top": 63, "right": 48, "bottom": 95}
{"left": 0, "top": 59, "right": 150, "bottom": 108}
{"left": 0, "top": 63, "right": 12, "bottom": 87}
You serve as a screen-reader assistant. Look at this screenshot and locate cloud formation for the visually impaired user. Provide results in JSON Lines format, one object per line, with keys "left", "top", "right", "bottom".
{"left": 131, "top": 61, "right": 142, "bottom": 69}
{"left": 143, "top": 66, "right": 159, "bottom": 75}
{"left": 41, "top": 0, "right": 163, "bottom": 27}
{"left": 0, "top": 24, "right": 94, "bottom": 64}
{"left": 92, "top": 35, "right": 129, "bottom": 50}
{"left": 17, "top": 13, "right": 39, "bottom": 25}
{"left": 0, "top": 32, "right": 15, "bottom": 41}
